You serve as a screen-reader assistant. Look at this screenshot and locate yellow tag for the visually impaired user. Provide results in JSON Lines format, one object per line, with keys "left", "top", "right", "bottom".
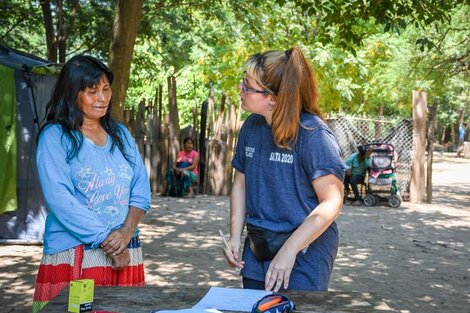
{"left": 68, "top": 279, "right": 94, "bottom": 312}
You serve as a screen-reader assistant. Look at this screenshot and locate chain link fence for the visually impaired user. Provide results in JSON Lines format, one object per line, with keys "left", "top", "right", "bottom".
{"left": 327, "top": 115, "right": 413, "bottom": 200}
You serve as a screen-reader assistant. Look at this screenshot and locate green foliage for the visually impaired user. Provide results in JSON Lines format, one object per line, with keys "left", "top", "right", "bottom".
{"left": 71, "top": 1, "right": 115, "bottom": 59}
{"left": 0, "top": 1, "right": 44, "bottom": 55}
{"left": 280, "top": 0, "right": 465, "bottom": 50}
{"left": 1, "top": 0, "right": 468, "bottom": 135}
{"left": 0, "top": 0, "right": 114, "bottom": 60}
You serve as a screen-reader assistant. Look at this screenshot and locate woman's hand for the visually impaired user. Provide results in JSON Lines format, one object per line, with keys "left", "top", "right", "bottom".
{"left": 110, "top": 248, "right": 130, "bottom": 270}
{"left": 222, "top": 237, "right": 245, "bottom": 270}
{"left": 101, "top": 226, "right": 134, "bottom": 256}
{"left": 264, "top": 174, "right": 343, "bottom": 292}
{"left": 264, "top": 246, "right": 297, "bottom": 292}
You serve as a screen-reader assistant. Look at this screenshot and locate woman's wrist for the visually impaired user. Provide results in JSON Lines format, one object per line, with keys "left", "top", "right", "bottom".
{"left": 229, "top": 231, "right": 243, "bottom": 244}
{"left": 121, "top": 225, "right": 135, "bottom": 239}
{"left": 228, "top": 237, "right": 242, "bottom": 247}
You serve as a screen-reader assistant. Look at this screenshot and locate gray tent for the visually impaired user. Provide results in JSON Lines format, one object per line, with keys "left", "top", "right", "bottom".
{"left": 0, "top": 45, "right": 60, "bottom": 243}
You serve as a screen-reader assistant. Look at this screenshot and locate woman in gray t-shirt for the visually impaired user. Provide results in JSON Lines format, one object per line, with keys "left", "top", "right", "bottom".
{"left": 222, "top": 46, "right": 345, "bottom": 292}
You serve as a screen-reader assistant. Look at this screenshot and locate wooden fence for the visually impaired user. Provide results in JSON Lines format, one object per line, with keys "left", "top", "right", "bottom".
{"left": 125, "top": 77, "right": 428, "bottom": 202}
{"left": 124, "top": 76, "right": 241, "bottom": 195}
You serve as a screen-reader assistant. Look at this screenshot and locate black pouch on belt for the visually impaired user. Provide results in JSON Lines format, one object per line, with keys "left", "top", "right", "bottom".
{"left": 246, "top": 224, "right": 294, "bottom": 261}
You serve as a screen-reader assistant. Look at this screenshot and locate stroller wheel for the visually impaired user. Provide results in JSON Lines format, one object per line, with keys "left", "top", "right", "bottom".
{"left": 364, "top": 194, "right": 376, "bottom": 207}
{"left": 388, "top": 195, "right": 401, "bottom": 208}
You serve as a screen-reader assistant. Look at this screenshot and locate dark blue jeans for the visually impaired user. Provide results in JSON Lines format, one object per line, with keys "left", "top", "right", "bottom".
{"left": 243, "top": 277, "right": 265, "bottom": 290}
{"left": 344, "top": 174, "right": 365, "bottom": 200}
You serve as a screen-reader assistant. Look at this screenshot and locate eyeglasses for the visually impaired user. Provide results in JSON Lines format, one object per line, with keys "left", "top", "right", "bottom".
{"left": 240, "top": 77, "right": 272, "bottom": 95}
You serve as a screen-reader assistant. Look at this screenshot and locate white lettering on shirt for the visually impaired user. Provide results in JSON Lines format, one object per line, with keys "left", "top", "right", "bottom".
{"left": 246, "top": 146, "right": 255, "bottom": 158}
{"left": 269, "top": 152, "right": 293, "bottom": 164}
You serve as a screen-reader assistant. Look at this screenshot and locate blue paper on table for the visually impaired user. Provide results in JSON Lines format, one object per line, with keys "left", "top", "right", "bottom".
{"left": 192, "top": 287, "right": 272, "bottom": 312}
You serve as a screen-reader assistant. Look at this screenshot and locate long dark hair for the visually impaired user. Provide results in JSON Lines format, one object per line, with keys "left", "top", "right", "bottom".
{"left": 39, "top": 54, "right": 127, "bottom": 162}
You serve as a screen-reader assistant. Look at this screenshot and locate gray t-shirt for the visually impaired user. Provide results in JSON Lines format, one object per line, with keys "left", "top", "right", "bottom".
{"left": 233, "top": 112, "right": 345, "bottom": 232}
{"left": 232, "top": 112, "right": 345, "bottom": 288}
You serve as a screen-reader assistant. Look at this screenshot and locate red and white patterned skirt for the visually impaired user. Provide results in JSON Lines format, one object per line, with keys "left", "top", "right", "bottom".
{"left": 32, "top": 236, "right": 144, "bottom": 312}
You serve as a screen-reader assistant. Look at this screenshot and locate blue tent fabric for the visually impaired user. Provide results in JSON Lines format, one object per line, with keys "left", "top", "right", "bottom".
{"left": 0, "top": 45, "right": 59, "bottom": 241}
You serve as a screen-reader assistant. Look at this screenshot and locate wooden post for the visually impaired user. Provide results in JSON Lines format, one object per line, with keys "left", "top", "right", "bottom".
{"left": 144, "top": 102, "right": 151, "bottom": 162}
{"left": 156, "top": 84, "right": 164, "bottom": 191}
{"left": 199, "top": 101, "right": 208, "bottom": 193}
{"left": 209, "top": 100, "right": 227, "bottom": 195}
{"left": 135, "top": 100, "right": 145, "bottom": 158}
{"left": 158, "top": 84, "right": 163, "bottom": 129}
{"left": 207, "top": 85, "right": 215, "bottom": 138}
{"left": 426, "top": 104, "right": 437, "bottom": 203}
{"left": 145, "top": 102, "right": 153, "bottom": 191}
{"left": 159, "top": 114, "right": 170, "bottom": 189}
{"left": 223, "top": 99, "right": 237, "bottom": 194}
{"left": 410, "top": 90, "right": 427, "bottom": 202}
{"left": 123, "top": 108, "right": 135, "bottom": 134}
{"left": 149, "top": 89, "right": 159, "bottom": 193}
{"left": 167, "top": 75, "right": 180, "bottom": 167}
{"left": 220, "top": 93, "right": 226, "bottom": 114}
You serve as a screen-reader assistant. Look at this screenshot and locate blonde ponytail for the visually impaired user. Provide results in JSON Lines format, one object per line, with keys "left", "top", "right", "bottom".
{"left": 245, "top": 46, "right": 322, "bottom": 148}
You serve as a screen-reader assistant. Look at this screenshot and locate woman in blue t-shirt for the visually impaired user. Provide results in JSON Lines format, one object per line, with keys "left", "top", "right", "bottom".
{"left": 222, "top": 46, "right": 345, "bottom": 292}
{"left": 32, "top": 55, "right": 150, "bottom": 312}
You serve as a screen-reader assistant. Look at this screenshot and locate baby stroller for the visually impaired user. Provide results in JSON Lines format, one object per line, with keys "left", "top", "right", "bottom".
{"left": 363, "top": 143, "right": 401, "bottom": 208}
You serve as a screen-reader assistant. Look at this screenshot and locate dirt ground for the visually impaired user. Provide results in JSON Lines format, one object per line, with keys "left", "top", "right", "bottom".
{"left": 1, "top": 153, "right": 469, "bottom": 313}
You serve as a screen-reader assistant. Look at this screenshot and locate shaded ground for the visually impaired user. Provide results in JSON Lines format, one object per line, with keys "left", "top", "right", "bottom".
{"left": 0, "top": 153, "right": 469, "bottom": 313}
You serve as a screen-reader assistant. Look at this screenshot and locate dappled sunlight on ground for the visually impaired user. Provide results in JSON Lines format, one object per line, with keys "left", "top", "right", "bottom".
{"left": 139, "top": 194, "right": 242, "bottom": 293}
{"left": 332, "top": 180, "right": 469, "bottom": 313}
{"left": 1, "top": 154, "right": 469, "bottom": 312}
{"left": 0, "top": 246, "right": 42, "bottom": 311}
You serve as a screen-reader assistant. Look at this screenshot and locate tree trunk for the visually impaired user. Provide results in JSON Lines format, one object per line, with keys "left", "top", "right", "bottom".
{"left": 108, "top": 0, "right": 144, "bottom": 121}
{"left": 58, "top": 0, "right": 79, "bottom": 63}
{"left": 40, "top": 0, "right": 56, "bottom": 62}
{"left": 56, "top": 0, "right": 65, "bottom": 63}
{"left": 41, "top": 0, "right": 79, "bottom": 63}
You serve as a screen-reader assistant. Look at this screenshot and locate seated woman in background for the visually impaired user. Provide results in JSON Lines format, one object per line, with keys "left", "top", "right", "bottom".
{"left": 344, "top": 145, "right": 372, "bottom": 206}
{"left": 163, "top": 137, "right": 199, "bottom": 197}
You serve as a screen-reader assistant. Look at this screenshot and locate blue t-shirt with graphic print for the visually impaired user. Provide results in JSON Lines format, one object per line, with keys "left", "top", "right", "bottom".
{"left": 37, "top": 123, "right": 151, "bottom": 254}
{"left": 232, "top": 112, "right": 345, "bottom": 287}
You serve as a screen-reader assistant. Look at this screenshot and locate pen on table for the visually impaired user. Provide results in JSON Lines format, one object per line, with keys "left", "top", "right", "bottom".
{"left": 218, "top": 229, "right": 241, "bottom": 271}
